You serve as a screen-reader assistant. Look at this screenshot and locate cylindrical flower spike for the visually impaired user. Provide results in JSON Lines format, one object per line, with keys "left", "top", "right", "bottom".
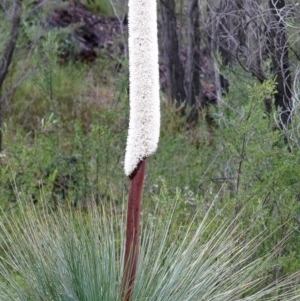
{"left": 124, "top": 0, "right": 160, "bottom": 177}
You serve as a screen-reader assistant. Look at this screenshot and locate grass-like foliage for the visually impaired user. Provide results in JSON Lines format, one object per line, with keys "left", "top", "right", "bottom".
{"left": 0, "top": 205, "right": 124, "bottom": 301}
{"left": 0, "top": 203, "right": 299, "bottom": 301}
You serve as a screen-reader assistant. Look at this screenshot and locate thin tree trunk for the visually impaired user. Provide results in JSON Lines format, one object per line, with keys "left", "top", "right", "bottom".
{"left": 0, "top": 0, "right": 22, "bottom": 152}
{"left": 160, "top": 0, "right": 186, "bottom": 110}
{"left": 268, "top": 0, "right": 292, "bottom": 128}
{"left": 186, "top": 0, "right": 201, "bottom": 125}
{"left": 207, "top": 4, "right": 223, "bottom": 106}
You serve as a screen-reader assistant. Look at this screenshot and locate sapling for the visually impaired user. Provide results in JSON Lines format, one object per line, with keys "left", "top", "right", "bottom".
{"left": 123, "top": 0, "right": 160, "bottom": 300}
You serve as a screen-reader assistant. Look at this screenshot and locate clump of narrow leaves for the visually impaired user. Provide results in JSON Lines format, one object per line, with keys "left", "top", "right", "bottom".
{"left": 0, "top": 202, "right": 299, "bottom": 301}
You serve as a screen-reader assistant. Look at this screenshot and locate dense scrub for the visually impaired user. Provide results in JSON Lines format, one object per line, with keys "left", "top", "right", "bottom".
{"left": 1, "top": 64, "right": 300, "bottom": 277}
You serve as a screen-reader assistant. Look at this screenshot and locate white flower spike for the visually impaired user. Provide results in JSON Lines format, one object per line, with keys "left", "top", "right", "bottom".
{"left": 124, "top": 0, "right": 160, "bottom": 177}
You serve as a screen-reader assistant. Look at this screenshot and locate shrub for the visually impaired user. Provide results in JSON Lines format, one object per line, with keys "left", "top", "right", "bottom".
{"left": 0, "top": 201, "right": 299, "bottom": 301}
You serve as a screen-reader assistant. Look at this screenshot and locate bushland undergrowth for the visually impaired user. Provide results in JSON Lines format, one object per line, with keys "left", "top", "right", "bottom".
{"left": 0, "top": 63, "right": 300, "bottom": 278}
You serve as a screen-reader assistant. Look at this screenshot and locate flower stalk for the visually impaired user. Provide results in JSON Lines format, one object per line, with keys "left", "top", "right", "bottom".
{"left": 122, "top": 159, "right": 147, "bottom": 301}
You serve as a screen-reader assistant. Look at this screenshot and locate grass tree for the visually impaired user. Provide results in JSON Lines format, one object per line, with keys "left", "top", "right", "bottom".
{"left": 123, "top": 0, "right": 160, "bottom": 300}
{"left": 1, "top": 1, "right": 300, "bottom": 300}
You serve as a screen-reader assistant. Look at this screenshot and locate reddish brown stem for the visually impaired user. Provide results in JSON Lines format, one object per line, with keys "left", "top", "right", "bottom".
{"left": 122, "top": 158, "right": 147, "bottom": 301}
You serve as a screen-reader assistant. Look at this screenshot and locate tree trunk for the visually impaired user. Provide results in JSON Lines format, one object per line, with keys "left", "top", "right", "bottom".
{"left": 186, "top": 0, "right": 202, "bottom": 124}
{"left": 206, "top": 3, "right": 225, "bottom": 106}
{"left": 159, "top": 0, "right": 186, "bottom": 111}
{"left": 0, "top": 0, "right": 22, "bottom": 152}
{"left": 215, "top": 0, "right": 239, "bottom": 66}
{"left": 268, "top": 0, "right": 292, "bottom": 128}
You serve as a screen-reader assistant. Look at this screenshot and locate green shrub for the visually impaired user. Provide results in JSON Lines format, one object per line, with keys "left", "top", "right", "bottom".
{"left": 0, "top": 109, "right": 127, "bottom": 211}
{"left": 142, "top": 76, "right": 300, "bottom": 275}
{"left": 0, "top": 202, "right": 299, "bottom": 301}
